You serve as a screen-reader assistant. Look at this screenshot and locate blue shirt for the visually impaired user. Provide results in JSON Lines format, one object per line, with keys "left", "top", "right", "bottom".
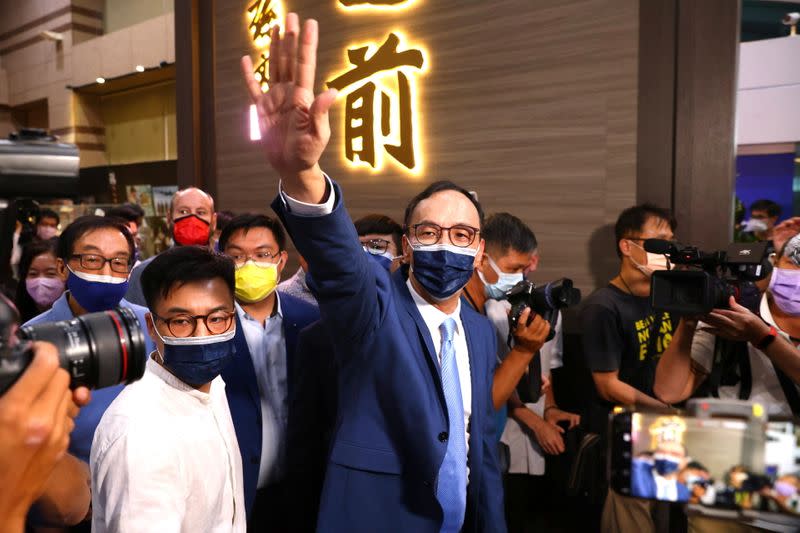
{"left": 24, "top": 292, "right": 155, "bottom": 464}
{"left": 236, "top": 296, "right": 288, "bottom": 487}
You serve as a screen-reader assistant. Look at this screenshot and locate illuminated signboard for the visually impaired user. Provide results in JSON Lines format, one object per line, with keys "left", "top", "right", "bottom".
{"left": 246, "top": 0, "right": 284, "bottom": 140}
{"left": 328, "top": 1, "right": 427, "bottom": 177}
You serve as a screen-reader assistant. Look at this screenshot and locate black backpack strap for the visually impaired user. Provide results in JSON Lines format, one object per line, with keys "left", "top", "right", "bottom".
{"left": 707, "top": 338, "right": 752, "bottom": 400}
{"left": 772, "top": 360, "right": 800, "bottom": 416}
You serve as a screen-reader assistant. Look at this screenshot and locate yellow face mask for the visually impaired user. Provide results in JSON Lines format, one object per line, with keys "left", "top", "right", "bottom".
{"left": 234, "top": 261, "right": 279, "bottom": 303}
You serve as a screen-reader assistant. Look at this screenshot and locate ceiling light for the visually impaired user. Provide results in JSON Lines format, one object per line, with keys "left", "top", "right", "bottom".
{"left": 135, "top": 65, "right": 145, "bottom": 72}
{"left": 96, "top": 77, "right": 105, "bottom": 84}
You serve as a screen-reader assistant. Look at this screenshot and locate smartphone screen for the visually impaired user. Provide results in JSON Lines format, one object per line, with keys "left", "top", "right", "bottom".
{"left": 610, "top": 411, "right": 800, "bottom": 516}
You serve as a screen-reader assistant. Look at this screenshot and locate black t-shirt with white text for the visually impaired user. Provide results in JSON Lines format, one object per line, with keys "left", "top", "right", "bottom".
{"left": 581, "top": 284, "right": 676, "bottom": 413}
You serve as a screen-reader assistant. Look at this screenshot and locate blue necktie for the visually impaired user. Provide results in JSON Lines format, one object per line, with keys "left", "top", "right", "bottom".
{"left": 436, "top": 318, "right": 467, "bottom": 533}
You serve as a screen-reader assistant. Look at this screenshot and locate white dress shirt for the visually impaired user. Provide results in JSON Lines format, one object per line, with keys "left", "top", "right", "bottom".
{"left": 90, "top": 358, "right": 246, "bottom": 533}
{"left": 486, "top": 299, "right": 564, "bottom": 475}
{"left": 235, "top": 298, "right": 288, "bottom": 487}
{"left": 692, "top": 294, "right": 800, "bottom": 417}
{"left": 280, "top": 178, "right": 473, "bottom": 478}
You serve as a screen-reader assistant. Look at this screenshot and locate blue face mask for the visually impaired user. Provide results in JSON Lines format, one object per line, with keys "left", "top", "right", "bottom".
{"left": 364, "top": 248, "right": 394, "bottom": 272}
{"left": 479, "top": 255, "right": 523, "bottom": 300}
{"left": 653, "top": 455, "right": 680, "bottom": 476}
{"left": 154, "top": 325, "right": 237, "bottom": 387}
{"left": 411, "top": 243, "right": 478, "bottom": 301}
{"left": 66, "top": 267, "right": 129, "bottom": 312}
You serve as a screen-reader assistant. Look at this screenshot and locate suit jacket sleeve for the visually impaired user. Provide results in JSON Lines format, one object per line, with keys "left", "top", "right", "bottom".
{"left": 271, "top": 181, "right": 388, "bottom": 350}
{"left": 478, "top": 327, "right": 507, "bottom": 532}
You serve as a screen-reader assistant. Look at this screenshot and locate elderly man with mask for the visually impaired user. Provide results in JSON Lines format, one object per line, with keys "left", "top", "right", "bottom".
{"left": 239, "top": 14, "right": 551, "bottom": 531}
{"left": 124, "top": 187, "right": 217, "bottom": 306}
{"left": 91, "top": 246, "right": 245, "bottom": 532}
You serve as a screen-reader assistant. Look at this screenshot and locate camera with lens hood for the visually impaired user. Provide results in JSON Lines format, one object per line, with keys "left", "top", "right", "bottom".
{"left": 506, "top": 277, "right": 582, "bottom": 343}
{"left": 0, "top": 294, "right": 146, "bottom": 395}
{"left": 645, "top": 239, "right": 770, "bottom": 315}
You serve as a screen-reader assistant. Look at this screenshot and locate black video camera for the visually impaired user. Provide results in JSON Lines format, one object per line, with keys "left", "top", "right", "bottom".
{"left": 646, "top": 239, "right": 769, "bottom": 315}
{"left": 506, "top": 278, "right": 581, "bottom": 343}
{"left": 0, "top": 295, "right": 147, "bottom": 395}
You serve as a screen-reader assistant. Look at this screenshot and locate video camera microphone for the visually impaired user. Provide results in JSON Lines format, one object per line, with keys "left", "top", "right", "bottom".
{"left": 643, "top": 238, "right": 677, "bottom": 255}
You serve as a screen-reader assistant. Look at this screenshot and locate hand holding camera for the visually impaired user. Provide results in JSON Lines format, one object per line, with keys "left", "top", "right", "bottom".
{"left": 700, "top": 295, "right": 772, "bottom": 344}
{"left": 512, "top": 307, "right": 551, "bottom": 354}
{"left": 0, "top": 343, "right": 89, "bottom": 532}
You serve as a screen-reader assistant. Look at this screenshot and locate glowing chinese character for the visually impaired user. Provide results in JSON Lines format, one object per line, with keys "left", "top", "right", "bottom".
{"left": 339, "top": 0, "right": 408, "bottom": 5}
{"left": 328, "top": 33, "right": 425, "bottom": 171}
{"left": 247, "top": 0, "right": 284, "bottom": 91}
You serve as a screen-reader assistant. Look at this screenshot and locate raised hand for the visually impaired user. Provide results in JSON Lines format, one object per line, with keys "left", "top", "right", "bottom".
{"left": 700, "top": 296, "right": 770, "bottom": 343}
{"left": 241, "top": 13, "right": 337, "bottom": 202}
{"left": 512, "top": 307, "right": 551, "bottom": 354}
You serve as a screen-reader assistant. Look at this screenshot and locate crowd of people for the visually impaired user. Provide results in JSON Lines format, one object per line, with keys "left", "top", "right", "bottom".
{"left": 2, "top": 13, "right": 800, "bottom": 533}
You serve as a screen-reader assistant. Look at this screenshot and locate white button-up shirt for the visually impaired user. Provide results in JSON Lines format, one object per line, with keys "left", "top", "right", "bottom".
{"left": 90, "top": 358, "right": 246, "bottom": 533}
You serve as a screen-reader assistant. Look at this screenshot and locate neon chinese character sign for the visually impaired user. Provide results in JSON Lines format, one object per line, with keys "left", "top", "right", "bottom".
{"left": 246, "top": 0, "right": 284, "bottom": 140}
{"left": 328, "top": 0, "right": 428, "bottom": 177}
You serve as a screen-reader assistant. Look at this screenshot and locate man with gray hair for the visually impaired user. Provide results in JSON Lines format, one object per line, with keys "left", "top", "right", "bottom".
{"left": 124, "top": 187, "right": 217, "bottom": 306}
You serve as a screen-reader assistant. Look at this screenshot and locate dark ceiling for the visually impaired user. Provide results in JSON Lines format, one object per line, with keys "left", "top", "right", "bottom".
{"left": 742, "top": 0, "right": 800, "bottom": 41}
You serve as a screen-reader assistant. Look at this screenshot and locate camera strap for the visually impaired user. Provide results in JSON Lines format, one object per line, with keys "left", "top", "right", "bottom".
{"left": 516, "top": 350, "right": 542, "bottom": 404}
{"left": 771, "top": 361, "right": 800, "bottom": 416}
{"left": 707, "top": 338, "right": 751, "bottom": 401}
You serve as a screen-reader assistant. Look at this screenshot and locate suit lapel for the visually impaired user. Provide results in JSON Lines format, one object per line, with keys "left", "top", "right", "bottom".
{"left": 392, "top": 272, "right": 447, "bottom": 412}
{"left": 231, "top": 313, "right": 261, "bottom": 407}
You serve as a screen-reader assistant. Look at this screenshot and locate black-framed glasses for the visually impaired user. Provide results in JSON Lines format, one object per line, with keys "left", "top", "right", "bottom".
{"left": 360, "top": 238, "right": 390, "bottom": 255}
{"left": 153, "top": 310, "right": 235, "bottom": 338}
{"left": 227, "top": 251, "right": 282, "bottom": 267}
{"left": 410, "top": 223, "right": 479, "bottom": 248}
{"left": 70, "top": 253, "right": 131, "bottom": 274}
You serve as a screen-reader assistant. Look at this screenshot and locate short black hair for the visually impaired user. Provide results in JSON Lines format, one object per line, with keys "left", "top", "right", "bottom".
{"left": 750, "top": 199, "right": 781, "bottom": 218}
{"left": 216, "top": 210, "right": 236, "bottom": 231}
{"left": 56, "top": 215, "right": 135, "bottom": 262}
{"left": 614, "top": 204, "right": 677, "bottom": 258}
{"left": 15, "top": 239, "right": 60, "bottom": 322}
{"left": 124, "top": 203, "right": 145, "bottom": 219}
{"left": 483, "top": 212, "right": 538, "bottom": 256}
{"left": 403, "top": 180, "right": 484, "bottom": 231}
{"left": 354, "top": 214, "right": 403, "bottom": 252}
{"left": 686, "top": 461, "right": 708, "bottom": 472}
{"left": 105, "top": 205, "right": 140, "bottom": 224}
{"left": 218, "top": 213, "right": 286, "bottom": 252}
{"left": 141, "top": 246, "right": 235, "bottom": 311}
{"left": 36, "top": 208, "right": 60, "bottom": 225}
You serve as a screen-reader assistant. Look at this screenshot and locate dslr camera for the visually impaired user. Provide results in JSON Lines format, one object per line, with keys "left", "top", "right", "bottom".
{"left": 506, "top": 277, "right": 581, "bottom": 343}
{"left": 0, "top": 295, "right": 146, "bottom": 395}
{"left": 646, "top": 239, "right": 769, "bottom": 315}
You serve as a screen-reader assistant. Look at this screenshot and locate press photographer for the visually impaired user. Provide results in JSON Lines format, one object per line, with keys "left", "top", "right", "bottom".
{"left": 654, "top": 232, "right": 800, "bottom": 416}
{"left": 0, "top": 288, "right": 145, "bottom": 532}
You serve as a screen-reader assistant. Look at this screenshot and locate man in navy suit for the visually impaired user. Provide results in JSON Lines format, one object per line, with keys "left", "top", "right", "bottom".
{"left": 241, "top": 14, "right": 544, "bottom": 532}
{"left": 218, "top": 214, "right": 319, "bottom": 529}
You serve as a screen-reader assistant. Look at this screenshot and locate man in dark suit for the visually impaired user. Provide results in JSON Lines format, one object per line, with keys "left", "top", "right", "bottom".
{"left": 217, "top": 213, "right": 319, "bottom": 530}
{"left": 241, "top": 14, "right": 543, "bottom": 532}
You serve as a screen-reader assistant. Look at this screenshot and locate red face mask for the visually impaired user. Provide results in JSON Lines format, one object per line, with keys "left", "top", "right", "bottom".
{"left": 173, "top": 215, "right": 211, "bottom": 246}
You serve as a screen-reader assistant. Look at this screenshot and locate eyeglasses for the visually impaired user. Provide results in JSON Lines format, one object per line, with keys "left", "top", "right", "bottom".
{"left": 70, "top": 253, "right": 131, "bottom": 274}
{"left": 153, "top": 310, "right": 235, "bottom": 338}
{"left": 361, "top": 238, "right": 391, "bottom": 255}
{"left": 227, "top": 251, "right": 281, "bottom": 267}
{"left": 410, "top": 223, "right": 479, "bottom": 248}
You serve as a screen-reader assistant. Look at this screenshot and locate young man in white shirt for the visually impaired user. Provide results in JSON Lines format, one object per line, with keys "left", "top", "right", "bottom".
{"left": 90, "top": 246, "right": 245, "bottom": 532}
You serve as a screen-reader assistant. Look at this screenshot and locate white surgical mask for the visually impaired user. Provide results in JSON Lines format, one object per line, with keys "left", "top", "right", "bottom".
{"left": 478, "top": 255, "right": 523, "bottom": 300}
{"left": 628, "top": 240, "right": 669, "bottom": 277}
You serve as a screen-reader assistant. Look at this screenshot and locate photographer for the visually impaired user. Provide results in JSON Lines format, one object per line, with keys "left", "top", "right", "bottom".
{"left": 0, "top": 342, "right": 90, "bottom": 533}
{"left": 463, "top": 212, "right": 577, "bottom": 532}
{"left": 654, "top": 233, "right": 800, "bottom": 417}
{"left": 580, "top": 204, "right": 677, "bottom": 531}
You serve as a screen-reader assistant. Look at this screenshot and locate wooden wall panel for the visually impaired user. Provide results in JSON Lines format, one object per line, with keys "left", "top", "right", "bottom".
{"left": 212, "top": 0, "right": 640, "bottom": 297}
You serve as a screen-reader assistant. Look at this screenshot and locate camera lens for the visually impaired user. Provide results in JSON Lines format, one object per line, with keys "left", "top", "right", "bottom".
{"left": 19, "top": 307, "right": 146, "bottom": 389}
